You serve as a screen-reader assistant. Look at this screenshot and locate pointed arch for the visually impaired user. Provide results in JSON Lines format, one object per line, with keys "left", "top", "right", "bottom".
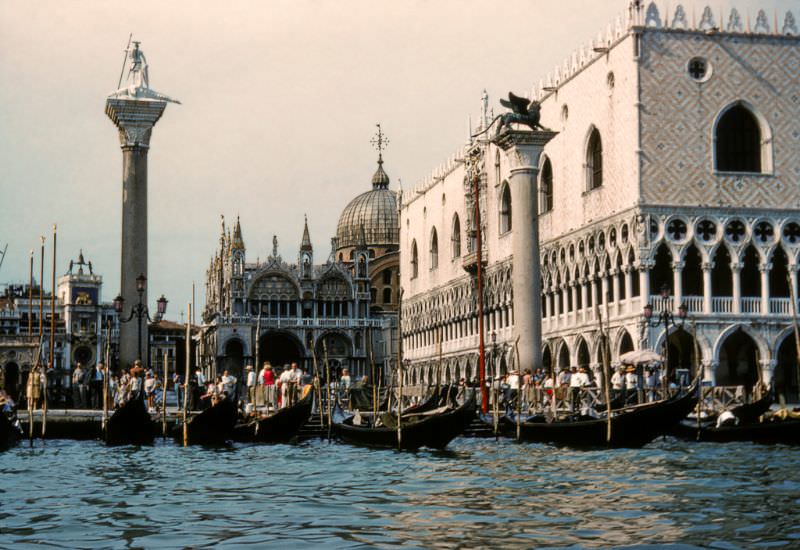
{"left": 682, "top": 244, "right": 703, "bottom": 296}
{"left": 451, "top": 213, "right": 461, "bottom": 258}
{"left": 650, "top": 243, "right": 673, "bottom": 296}
{"left": 713, "top": 100, "right": 772, "bottom": 174}
{"left": 740, "top": 245, "right": 761, "bottom": 297}
{"left": 499, "top": 181, "right": 512, "bottom": 234}
{"left": 430, "top": 227, "right": 439, "bottom": 270}
{"left": 540, "top": 156, "right": 554, "bottom": 213}
{"left": 586, "top": 126, "right": 603, "bottom": 190}
{"left": 410, "top": 239, "right": 419, "bottom": 279}
{"left": 711, "top": 244, "right": 733, "bottom": 297}
{"left": 770, "top": 246, "right": 790, "bottom": 298}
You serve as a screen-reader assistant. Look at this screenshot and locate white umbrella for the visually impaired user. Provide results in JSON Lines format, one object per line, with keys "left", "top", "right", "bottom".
{"left": 619, "top": 349, "right": 663, "bottom": 365}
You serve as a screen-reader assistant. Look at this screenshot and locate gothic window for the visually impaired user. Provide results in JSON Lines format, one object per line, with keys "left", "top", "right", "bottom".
{"left": 711, "top": 246, "right": 732, "bottom": 297}
{"left": 430, "top": 228, "right": 439, "bottom": 270}
{"left": 715, "top": 104, "right": 762, "bottom": 173}
{"left": 650, "top": 243, "right": 673, "bottom": 297}
{"left": 383, "top": 288, "right": 392, "bottom": 304}
{"left": 682, "top": 245, "right": 703, "bottom": 296}
{"left": 783, "top": 222, "right": 800, "bottom": 245}
{"left": 741, "top": 245, "right": 761, "bottom": 297}
{"left": 540, "top": 157, "right": 553, "bottom": 213}
{"left": 494, "top": 149, "right": 501, "bottom": 184}
{"left": 586, "top": 128, "right": 603, "bottom": 190}
{"left": 754, "top": 221, "right": 774, "bottom": 244}
{"left": 770, "top": 247, "right": 790, "bottom": 298}
{"left": 411, "top": 240, "right": 418, "bottom": 279}
{"left": 451, "top": 214, "right": 461, "bottom": 258}
{"left": 370, "top": 288, "right": 377, "bottom": 303}
{"left": 724, "top": 220, "right": 746, "bottom": 244}
{"left": 499, "top": 182, "right": 512, "bottom": 234}
{"left": 696, "top": 219, "right": 717, "bottom": 243}
{"left": 382, "top": 269, "right": 392, "bottom": 285}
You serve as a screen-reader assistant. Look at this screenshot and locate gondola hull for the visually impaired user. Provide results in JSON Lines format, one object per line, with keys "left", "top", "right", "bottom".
{"left": 333, "top": 393, "right": 476, "bottom": 450}
{"left": 105, "top": 397, "right": 156, "bottom": 446}
{"left": 1, "top": 410, "right": 22, "bottom": 451}
{"left": 672, "top": 417, "right": 800, "bottom": 444}
{"left": 172, "top": 398, "right": 238, "bottom": 445}
{"left": 509, "top": 388, "right": 698, "bottom": 448}
{"left": 233, "top": 386, "right": 314, "bottom": 443}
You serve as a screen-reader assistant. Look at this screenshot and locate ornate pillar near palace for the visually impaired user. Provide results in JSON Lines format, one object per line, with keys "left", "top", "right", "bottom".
{"left": 496, "top": 129, "right": 557, "bottom": 372}
{"left": 105, "top": 41, "right": 179, "bottom": 367}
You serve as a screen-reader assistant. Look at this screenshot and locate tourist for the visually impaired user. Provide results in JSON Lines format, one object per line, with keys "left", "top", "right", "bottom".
{"left": 195, "top": 367, "right": 206, "bottom": 388}
{"left": 506, "top": 370, "right": 520, "bottom": 409}
{"left": 173, "top": 372, "right": 183, "bottom": 410}
{"left": 71, "top": 362, "right": 85, "bottom": 409}
{"left": 625, "top": 366, "right": 638, "bottom": 404}
{"left": 557, "top": 366, "right": 571, "bottom": 402}
{"left": 144, "top": 372, "right": 156, "bottom": 410}
{"left": 570, "top": 367, "right": 590, "bottom": 411}
{"left": 289, "top": 362, "right": 302, "bottom": 406}
{"left": 199, "top": 380, "right": 218, "bottom": 409}
{"left": 245, "top": 365, "right": 256, "bottom": 404}
{"left": 26, "top": 365, "right": 44, "bottom": 409}
{"left": 611, "top": 366, "right": 624, "bottom": 401}
{"left": 90, "top": 363, "right": 105, "bottom": 409}
{"left": 129, "top": 367, "right": 143, "bottom": 401}
{"left": 262, "top": 362, "right": 276, "bottom": 411}
{"left": 221, "top": 370, "right": 237, "bottom": 399}
{"left": 644, "top": 368, "right": 657, "bottom": 402}
{"left": 279, "top": 365, "right": 292, "bottom": 408}
{"left": 340, "top": 368, "right": 352, "bottom": 404}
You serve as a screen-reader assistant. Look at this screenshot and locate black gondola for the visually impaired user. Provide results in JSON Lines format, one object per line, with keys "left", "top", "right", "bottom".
{"left": 727, "top": 393, "right": 773, "bottom": 424}
{"left": 672, "top": 415, "right": 800, "bottom": 444}
{"left": 332, "top": 391, "right": 476, "bottom": 450}
{"left": 232, "top": 385, "right": 314, "bottom": 443}
{"left": 504, "top": 384, "right": 698, "bottom": 448}
{"left": 105, "top": 396, "right": 156, "bottom": 446}
{"left": 1, "top": 408, "right": 22, "bottom": 451}
{"left": 173, "top": 397, "right": 238, "bottom": 445}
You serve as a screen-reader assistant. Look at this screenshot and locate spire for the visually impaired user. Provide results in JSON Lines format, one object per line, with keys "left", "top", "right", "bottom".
{"left": 356, "top": 224, "right": 367, "bottom": 250}
{"left": 300, "top": 214, "right": 313, "bottom": 252}
{"left": 370, "top": 123, "right": 390, "bottom": 189}
{"left": 232, "top": 215, "right": 245, "bottom": 251}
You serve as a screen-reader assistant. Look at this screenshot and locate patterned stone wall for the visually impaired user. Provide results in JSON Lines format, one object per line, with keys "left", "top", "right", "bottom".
{"left": 639, "top": 29, "right": 800, "bottom": 208}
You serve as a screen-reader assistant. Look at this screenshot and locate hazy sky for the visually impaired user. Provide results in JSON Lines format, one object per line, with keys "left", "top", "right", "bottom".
{"left": 0, "top": 0, "right": 794, "bottom": 320}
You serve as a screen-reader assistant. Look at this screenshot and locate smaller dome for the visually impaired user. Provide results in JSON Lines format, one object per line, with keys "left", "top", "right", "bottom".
{"left": 371, "top": 158, "right": 390, "bottom": 189}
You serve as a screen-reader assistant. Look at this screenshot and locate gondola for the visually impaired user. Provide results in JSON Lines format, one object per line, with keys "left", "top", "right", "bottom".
{"left": 504, "top": 383, "right": 698, "bottom": 448}
{"left": 232, "top": 385, "right": 314, "bottom": 443}
{"left": 728, "top": 393, "right": 773, "bottom": 424}
{"left": 172, "top": 397, "right": 238, "bottom": 445}
{"left": 332, "top": 391, "right": 476, "bottom": 450}
{"left": 105, "top": 395, "right": 156, "bottom": 446}
{"left": 1, "top": 408, "right": 22, "bottom": 451}
{"left": 672, "top": 415, "right": 800, "bottom": 444}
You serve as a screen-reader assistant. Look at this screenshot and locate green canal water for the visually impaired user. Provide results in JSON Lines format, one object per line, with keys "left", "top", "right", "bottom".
{"left": 1, "top": 437, "right": 798, "bottom": 548}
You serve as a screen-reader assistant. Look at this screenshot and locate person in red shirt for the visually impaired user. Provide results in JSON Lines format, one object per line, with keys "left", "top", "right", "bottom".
{"left": 261, "top": 362, "right": 276, "bottom": 411}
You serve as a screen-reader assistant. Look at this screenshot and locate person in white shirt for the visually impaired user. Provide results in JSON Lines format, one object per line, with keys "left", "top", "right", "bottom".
{"left": 221, "top": 370, "right": 237, "bottom": 399}
{"left": 279, "top": 365, "right": 293, "bottom": 408}
{"left": 245, "top": 365, "right": 256, "bottom": 404}
{"left": 569, "top": 367, "right": 590, "bottom": 411}
{"left": 288, "top": 363, "right": 302, "bottom": 406}
{"left": 625, "top": 367, "right": 639, "bottom": 404}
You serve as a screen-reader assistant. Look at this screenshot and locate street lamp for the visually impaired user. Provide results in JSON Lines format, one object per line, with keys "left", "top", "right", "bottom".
{"left": 643, "top": 283, "right": 687, "bottom": 394}
{"left": 114, "top": 274, "right": 168, "bottom": 365}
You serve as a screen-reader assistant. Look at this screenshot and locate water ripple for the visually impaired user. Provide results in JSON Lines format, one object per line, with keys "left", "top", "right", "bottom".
{"left": 1, "top": 438, "right": 799, "bottom": 548}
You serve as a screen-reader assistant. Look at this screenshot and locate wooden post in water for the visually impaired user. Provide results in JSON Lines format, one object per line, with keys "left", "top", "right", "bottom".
{"left": 49, "top": 225, "right": 56, "bottom": 383}
{"left": 310, "top": 338, "right": 324, "bottom": 429}
{"left": 691, "top": 321, "right": 702, "bottom": 439}
{"left": 514, "top": 336, "right": 522, "bottom": 442}
{"left": 786, "top": 273, "right": 800, "bottom": 408}
{"left": 102, "top": 321, "right": 111, "bottom": 439}
{"left": 323, "top": 340, "right": 332, "bottom": 441}
{"left": 182, "top": 304, "right": 191, "bottom": 447}
{"left": 28, "top": 250, "right": 33, "bottom": 336}
{"left": 397, "top": 357, "right": 403, "bottom": 451}
{"left": 368, "top": 326, "right": 378, "bottom": 421}
{"left": 162, "top": 351, "right": 168, "bottom": 438}
{"left": 597, "top": 307, "right": 613, "bottom": 444}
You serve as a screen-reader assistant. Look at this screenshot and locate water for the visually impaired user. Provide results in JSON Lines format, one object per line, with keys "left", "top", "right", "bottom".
{"left": 1, "top": 437, "right": 799, "bottom": 549}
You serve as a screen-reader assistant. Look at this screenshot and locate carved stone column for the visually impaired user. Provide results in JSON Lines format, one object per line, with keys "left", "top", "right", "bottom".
{"left": 580, "top": 278, "right": 588, "bottom": 323}
{"left": 672, "top": 261, "right": 684, "bottom": 312}
{"left": 611, "top": 268, "right": 620, "bottom": 316}
{"left": 106, "top": 98, "right": 168, "bottom": 368}
{"left": 496, "top": 129, "right": 557, "bottom": 372}
{"left": 732, "top": 262, "right": 742, "bottom": 314}
{"left": 702, "top": 261, "right": 713, "bottom": 314}
{"left": 760, "top": 262, "right": 771, "bottom": 315}
{"left": 702, "top": 360, "right": 717, "bottom": 385}
{"left": 623, "top": 267, "right": 633, "bottom": 314}
{"left": 760, "top": 358, "right": 777, "bottom": 387}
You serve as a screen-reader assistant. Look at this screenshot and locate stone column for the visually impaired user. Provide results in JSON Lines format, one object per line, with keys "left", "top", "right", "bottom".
{"left": 106, "top": 98, "right": 168, "bottom": 368}
{"left": 760, "top": 359, "right": 776, "bottom": 388}
{"left": 611, "top": 268, "right": 620, "bottom": 316}
{"left": 570, "top": 282, "right": 578, "bottom": 322}
{"left": 672, "top": 261, "right": 684, "bottom": 312}
{"left": 580, "top": 278, "right": 588, "bottom": 323}
{"left": 790, "top": 264, "right": 798, "bottom": 311}
{"left": 702, "top": 261, "right": 713, "bottom": 314}
{"left": 760, "top": 263, "right": 771, "bottom": 315}
{"left": 624, "top": 268, "right": 633, "bottom": 314}
{"left": 639, "top": 261, "right": 652, "bottom": 307}
{"left": 496, "top": 129, "right": 557, "bottom": 371}
{"left": 702, "top": 360, "right": 717, "bottom": 385}
{"left": 732, "top": 262, "right": 742, "bottom": 314}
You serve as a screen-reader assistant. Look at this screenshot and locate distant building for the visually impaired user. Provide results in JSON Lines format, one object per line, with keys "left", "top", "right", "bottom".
{"left": 400, "top": 3, "right": 800, "bottom": 403}
{"left": 200, "top": 147, "right": 401, "bottom": 384}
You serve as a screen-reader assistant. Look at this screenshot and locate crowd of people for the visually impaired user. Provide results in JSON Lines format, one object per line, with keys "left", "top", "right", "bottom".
{"left": 481, "top": 363, "right": 673, "bottom": 413}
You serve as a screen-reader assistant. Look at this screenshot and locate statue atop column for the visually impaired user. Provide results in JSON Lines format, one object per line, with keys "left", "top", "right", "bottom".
{"left": 108, "top": 40, "right": 181, "bottom": 104}
{"left": 472, "top": 92, "right": 548, "bottom": 139}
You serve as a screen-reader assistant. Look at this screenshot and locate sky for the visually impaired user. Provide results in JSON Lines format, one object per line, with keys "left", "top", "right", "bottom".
{"left": 0, "top": 0, "right": 795, "bottom": 320}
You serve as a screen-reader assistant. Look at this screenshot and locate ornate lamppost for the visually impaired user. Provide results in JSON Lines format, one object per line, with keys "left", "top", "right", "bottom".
{"left": 643, "top": 283, "right": 687, "bottom": 395}
{"left": 113, "top": 274, "right": 168, "bottom": 366}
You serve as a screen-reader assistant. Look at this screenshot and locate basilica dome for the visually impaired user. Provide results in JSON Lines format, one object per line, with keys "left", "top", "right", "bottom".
{"left": 336, "top": 158, "right": 399, "bottom": 249}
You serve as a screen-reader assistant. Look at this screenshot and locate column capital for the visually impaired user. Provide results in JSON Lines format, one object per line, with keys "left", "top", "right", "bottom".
{"left": 759, "top": 263, "right": 772, "bottom": 273}
{"left": 106, "top": 97, "right": 168, "bottom": 149}
{"left": 494, "top": 129, "right": 558, "bottom": 171}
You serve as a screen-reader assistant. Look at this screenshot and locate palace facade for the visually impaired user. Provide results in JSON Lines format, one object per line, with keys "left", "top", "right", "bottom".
{"left": 400, "top": 3, "right": 800, "bottom": 402}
